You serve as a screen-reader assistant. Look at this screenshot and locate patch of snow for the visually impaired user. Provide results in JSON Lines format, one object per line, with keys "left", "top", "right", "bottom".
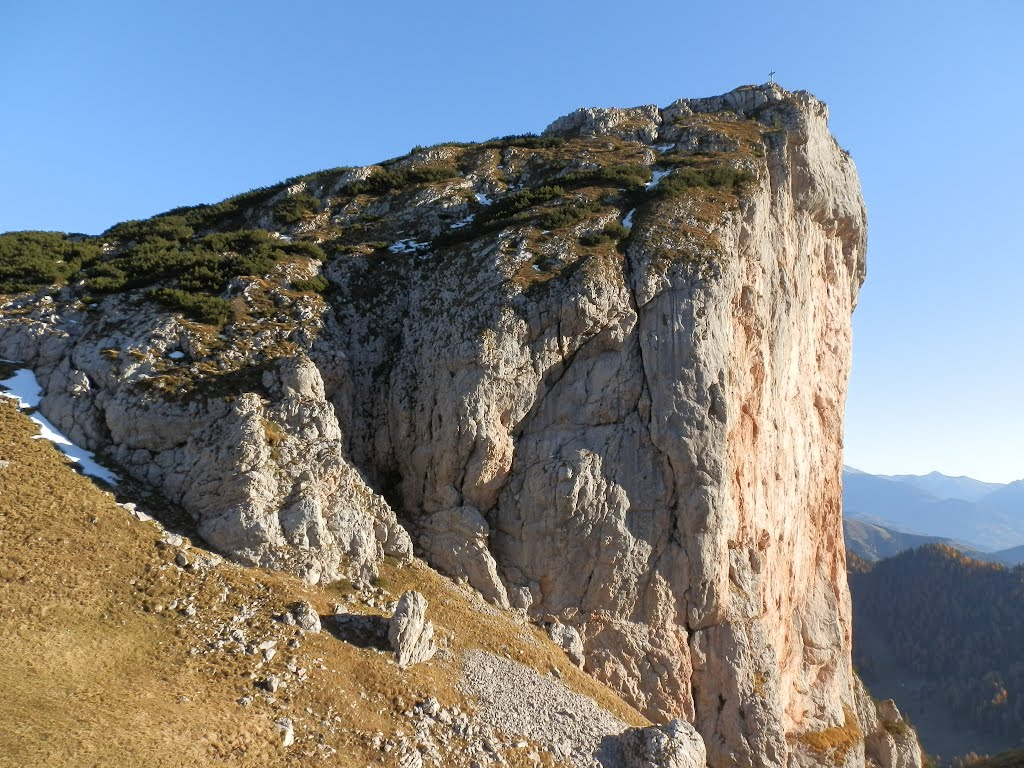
{"left": 654, "top": 143, "right": 675, "bottom": 153}
{"left": 451, "top": 214, "right": 476, "bottom": 230}
{"left": 0, "top": 368, "right": 120, "bottom": 485}
{"left": 168, "top": 351, "right": 185, "bottom": 360}
{"left": 622, "top": 209, "right": 636, "bottom": 229}
{"left": 646, "top": 169, "right": 672, "bottom": 191}
{"left": 475, "top": 192, "right": 492, "bottom": 206}
{"left": 0, "top": 368, "right": 42, "bottom": 407}
{"left": 388, "top": 239, "right": 431, "bottom": 255}
{"left": 532, "top": 264, "right": 542, "bottom": 272}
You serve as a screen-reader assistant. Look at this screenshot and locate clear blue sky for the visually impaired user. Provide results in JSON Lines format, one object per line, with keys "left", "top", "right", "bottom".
{"left": 2, "top": 1, "right": 1022, "bottom": 482}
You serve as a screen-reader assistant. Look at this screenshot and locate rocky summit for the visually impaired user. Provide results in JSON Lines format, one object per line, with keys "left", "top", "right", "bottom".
{"left": 0, "top": 84, "right": 921, "bottom": 767}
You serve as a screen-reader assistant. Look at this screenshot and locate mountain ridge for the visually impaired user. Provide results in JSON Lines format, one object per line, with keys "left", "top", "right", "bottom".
{"left": 842, "top": 468, "right": 1024, "bottom": 551}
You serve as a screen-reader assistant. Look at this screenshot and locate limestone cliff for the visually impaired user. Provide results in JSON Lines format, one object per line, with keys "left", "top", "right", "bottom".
{"left": 0, "top": 84, "right": 919, "bottom": 768}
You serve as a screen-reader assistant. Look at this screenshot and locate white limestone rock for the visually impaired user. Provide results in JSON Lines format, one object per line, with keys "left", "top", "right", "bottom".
{"left": 291, "top": 600, "right": 321, "bottom": 634}
{"left": 388, "top": 591, "right": 436, "bottom": 668}
{"left": 620, "top": 719, "right": 707, "bottom": 768}
{"left": 544, "top": 104, "right": 662, "bottom": 143}
{"left": 855, "top": 677, "right": 923, "bottom": 768}
{"left": 276, "top": 717, "right": 295, "bottom": 747}
{"left": 545, "top": 620, "right": 585, "bottom": 668}
{"left": 419, "top": 506, "right": 509, "bottom": 608}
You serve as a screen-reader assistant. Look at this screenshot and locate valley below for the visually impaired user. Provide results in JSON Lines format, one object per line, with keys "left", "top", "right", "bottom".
{"left": 842, "top": 469, "right": 1024, "bottom": 763}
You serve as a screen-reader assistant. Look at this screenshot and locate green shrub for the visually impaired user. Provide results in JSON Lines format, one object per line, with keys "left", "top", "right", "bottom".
{"left": 436, "top": 184, "right": 599, "bottom": 245}
{"left": 178, "top": 264, "right": 227, "bottom": 293}
{"left": 284, "top": 240, "right": 326, "bottom": 262}
{"left": 79, "top": 226, "right": 321, "bottom": 301}
{"left": 483, "top": 185, "right": 566, "bottom": 222}
{"left": 408, "top": 134, "right": 565, "bottom": 154}
{"left": 291, "top": 275, "right": 330, "bottom": 293}
{"left": 481, "top": 134, "right": 565, "bottom": 150}
{"left": 83, "top": 262, "right": 128, "bottom": 293}
{"left": 346, "top": 164, "right": 460, "bottom": 196}
{"left": 0, "top": 232, "right": 102, "bottom": 294}
{"left": 603, "top": 221, "right": 630, "bottom": 239}
{"left": 537, "top": 203, "right": 590, "bottom": 230}
{"left": 580, "top": 221, "right": 630, "bottom": 247}
{"left": 559, "top": 163, "right": 651, "bottom": 190}
{"left": 654, "top": 165, "right": 756, "bottom": 198}
{"left": 273, "top": 193, "right": 321, "bottom": 225}
{"left": 155, "top": 185, "right": 281, "bottom": 231}
{"left": 103, "top": 216, "right": 193, "bottom": 244}
{"left": 148, "top": 288, "right": 232, "bottom": 327}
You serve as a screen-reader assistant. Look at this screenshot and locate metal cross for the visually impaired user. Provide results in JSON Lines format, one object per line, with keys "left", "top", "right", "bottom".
{"left": 769, "top": 69, "right": 776, "bottom": 85}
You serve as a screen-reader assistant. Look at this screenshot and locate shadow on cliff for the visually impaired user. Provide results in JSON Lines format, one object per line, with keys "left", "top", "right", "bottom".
{"left": 594, "top": 734, "right": 627, "bottom": 767}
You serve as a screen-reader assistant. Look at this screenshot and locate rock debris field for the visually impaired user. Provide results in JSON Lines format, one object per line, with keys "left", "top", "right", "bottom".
{"left": 460, "top": 649, "right": 630, "bottom": 768}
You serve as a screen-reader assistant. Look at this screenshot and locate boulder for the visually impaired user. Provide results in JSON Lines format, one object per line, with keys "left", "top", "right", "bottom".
{"left": 545, "top": 620, "right": 585, "bottom": 668}
{"left": 388, "top": 591, "right": 436, "bottom": 668}
{"left": 620, "top": 719, "right": 707, "bottom": 768}
{"left": 291, "top": 600, "right": 321, "bottom": 633}
{"left": 276, "top": 717, "right": 294, "bottom": 747}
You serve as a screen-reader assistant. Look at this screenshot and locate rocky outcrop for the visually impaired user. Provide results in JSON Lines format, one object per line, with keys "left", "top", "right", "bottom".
{"left": 388, "top": 590, "right": 436, "bottom": 668}
{"left": 0, "top": 84, "right": 911, "bottom": 767}
{"left": 855, "top": 679, "right": 923, "bottom": 768}
{"left": 0, "top": 307, "right": 412, "bottom": 582}
{"left": 620, "top": 719, "right": 707, "bottom": 768}
{"left": 418, "top": 506, "right": 509, "bottom": 607}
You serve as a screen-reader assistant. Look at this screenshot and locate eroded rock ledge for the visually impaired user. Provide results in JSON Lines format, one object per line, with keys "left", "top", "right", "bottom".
{"left": 0, "top": 84, "right": 918, "bottom": 768}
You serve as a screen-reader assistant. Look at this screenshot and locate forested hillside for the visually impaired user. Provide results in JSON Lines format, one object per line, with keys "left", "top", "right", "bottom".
{"left": 849, "top": 545, "right": 1024, "bottom": 746}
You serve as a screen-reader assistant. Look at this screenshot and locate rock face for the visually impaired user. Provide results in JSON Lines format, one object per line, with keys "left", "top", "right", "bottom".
{"left": 0, "top": 84, "right": 914, "bottom": 767}
{"left": 388, "top": 591, "right": 436, "bottom": 668}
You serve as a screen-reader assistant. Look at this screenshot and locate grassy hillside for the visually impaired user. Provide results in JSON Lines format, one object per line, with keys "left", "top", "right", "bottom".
{"left": 843, "top": 518, "right": 963, "bottom": 561}
{"left": 0, "top": 398, "right": 645, "bottom": 768}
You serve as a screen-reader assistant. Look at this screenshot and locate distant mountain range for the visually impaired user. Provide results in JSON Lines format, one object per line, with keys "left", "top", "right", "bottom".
{"left": 842, "top": 467, "right": 1024, "bottom": 560}
{"left": 876, "top": 470, "right": 1005, "bottom": 503}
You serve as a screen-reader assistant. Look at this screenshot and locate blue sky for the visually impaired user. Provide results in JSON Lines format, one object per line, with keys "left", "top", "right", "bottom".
{"left": 2, "top": 1, "right": 1022, "bottom": 481}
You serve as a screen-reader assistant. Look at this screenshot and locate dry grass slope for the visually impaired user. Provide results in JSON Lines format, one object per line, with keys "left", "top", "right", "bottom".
{"left": 0, "top": 399, "right": 645, "bottom": 768}
{"left": 795, "top": 705, "right": 862, "bottom": 766}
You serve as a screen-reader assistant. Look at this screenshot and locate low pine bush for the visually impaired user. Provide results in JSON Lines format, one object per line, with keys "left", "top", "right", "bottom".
{"left": 273, "top": 193, "right": 321, "bottom": 225}
{"left": 148, "top": 288, "right": 233, "bottom": 327}
{"left": 0, "top": 232, "right": 102, "bottom": 294}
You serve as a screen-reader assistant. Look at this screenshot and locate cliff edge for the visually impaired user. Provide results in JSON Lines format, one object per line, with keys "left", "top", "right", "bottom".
{"left": 0, "top": 84, "right": 918, "bottom": 768}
